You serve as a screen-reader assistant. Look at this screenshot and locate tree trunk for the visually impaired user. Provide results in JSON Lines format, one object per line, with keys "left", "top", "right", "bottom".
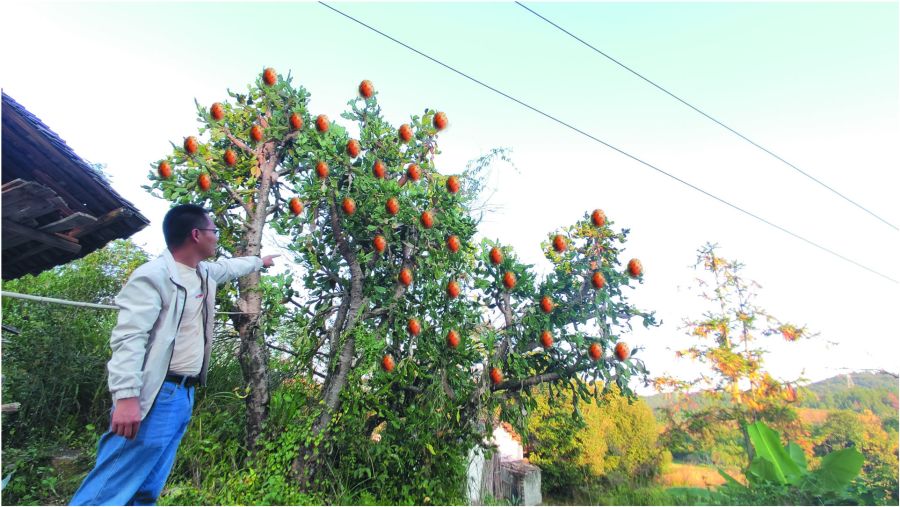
{"left": 291, "top": 196, "right": 366, "bottom": 485}
{"left": 234, "top": 266, "right": 269, "bottom": 453}
{"left": 231, "top": 141, "right": 277, "bottom": 453}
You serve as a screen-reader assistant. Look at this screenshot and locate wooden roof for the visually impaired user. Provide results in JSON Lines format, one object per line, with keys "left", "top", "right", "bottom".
{"left": 2, "top": 92, "right": 150, "bottom": 280}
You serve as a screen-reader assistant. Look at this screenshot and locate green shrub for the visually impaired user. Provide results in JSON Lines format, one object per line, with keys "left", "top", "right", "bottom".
{"left": 527, "top": 383, "right": 669, "bottom": 501}
{"left": 2, "top": 240, "right": 149, "bottom": 443}
{"left": 670, "top": 421, "right": 867, "bottom": 505}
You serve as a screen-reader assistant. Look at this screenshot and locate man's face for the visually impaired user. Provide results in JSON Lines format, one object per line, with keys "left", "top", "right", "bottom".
{"left": 194, "top": 216, "right": 218, "bottom": 259}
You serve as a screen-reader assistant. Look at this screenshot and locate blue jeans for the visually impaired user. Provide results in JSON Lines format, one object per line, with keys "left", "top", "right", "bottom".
{"left": 70, "top": 381, "right": 194, "bottom": 506}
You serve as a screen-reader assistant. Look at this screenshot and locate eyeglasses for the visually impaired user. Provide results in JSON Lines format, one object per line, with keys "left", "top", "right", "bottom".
{"left": 197, "top": 228, "right": 220, "bottom": 237}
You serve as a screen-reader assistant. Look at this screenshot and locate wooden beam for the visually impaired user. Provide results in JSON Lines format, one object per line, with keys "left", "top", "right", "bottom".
{"left": 38, "top": 212, "right": 97, "bottom": 233}
{"left": 1, "top": 178, "right": 28, "bottom": 192}
{"left": 67, "top": 207, "right": 132, "bottom": 237}
{"left": 4, "top": 208, "right": 131, "bottom": 265}
{"left": 1, "top": 219, "right": 81, "bottom": 254}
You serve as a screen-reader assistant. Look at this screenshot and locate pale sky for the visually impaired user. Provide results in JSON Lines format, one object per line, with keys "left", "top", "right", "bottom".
{"left": 2, "top": 1, "right": 898, "bottom": 394}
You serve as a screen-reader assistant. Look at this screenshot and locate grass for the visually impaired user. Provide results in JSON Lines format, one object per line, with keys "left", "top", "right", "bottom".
{"left": 659, "top": 462, "right": 744, "bottom": 488}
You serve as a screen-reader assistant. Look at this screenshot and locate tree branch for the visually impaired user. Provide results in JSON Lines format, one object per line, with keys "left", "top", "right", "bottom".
{"left": 223, "top": 127, "right": 254, "bottom": 155}
{"left": 207, "top": 165, "right": 253, "bottom": 215}
{"left": 492, "top": 358, "right": 615, "bottom": 392}
{"left": 266, "top": 341, "right": 298, "bottom": 357}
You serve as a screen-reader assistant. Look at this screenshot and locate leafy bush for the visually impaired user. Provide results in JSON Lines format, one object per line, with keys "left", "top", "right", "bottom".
{"left": 527, "top": 383, "right": 669, "bottom": 501}
{"left": 813, "top": 410, "right": 899, "bottom": 504}
{"left": 2, "top": 240, "right": 149, "bottom": 505}
{"left": 670, "top": 421, "right": 866, "bottom": 505}
{"left": 2, "top": 240, "right": 149, "bottom": 441}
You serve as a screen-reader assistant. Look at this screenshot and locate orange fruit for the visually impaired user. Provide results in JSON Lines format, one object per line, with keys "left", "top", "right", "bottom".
{"left": 591, "top": 209, "right": 606, "bottom": 227}
{"left": 210, "top": 102, "right": 224, "bottom": 121}
{"left": 591, "top": 272, "right": 606, "bottom": 289}
{"left": 420, "top": 211, "right": 434, "bottom": 229}
{"left": 373, "top": 160, "right": 386, "bottom": 179}
{"left": 540, "top": 296, "right": 553, "bottom": 314}
{"left": 342, "top": 197, "right": 356, "bottom": 215}
{"left": 347, "top": 139, "right": 361, "bottom": 158}
{"left": 614, "top": 342, "right": 630, "bottom": 361}
{"left": 289, "top": 197, "right": 303, "bottom": 216}
{"left": 406, "top": 164, "right": 421, "bottom": 182}
{"left": 157, "top": 161, "right": 172, "bottom": 179}
{"left": 540, "top": 330, "right": 553, "bottom": 349}
{"left": 399, "top": 124, "right": 413, "bottom": 143}
{"left": 489, "top": 247, "right": 503, "bottom": 265}
{"left": 316, "top": 161, "right": 329, "bottom": 179}
{"left": 290, "top": 113, "right": 303, "bottom": 131}
{"left": 399, "top": 268, "right": 413, "bottom": 287}
{"left": 224, "top": 149, "right": 237, "bottom": 167}
{"left": 184, "top": 136, "right": 199, "bottom": 155}
{"left": 446, "top": 280, "right": 460, "bottom": 299}
{"left": 433, "top": 111, "right": 448, "bottom": 131}
{"left": 381, "top": 354, "right": 395, "bottom": 372}
{"left": 588, "top": 343, "right": 602, "bottom": 361}
{"left": 262, "top": 67, "right": 277, "bottom": 86}
{"left": 628, "top": 259, "right": 643, "bottom": 278}
{"left": 447, "top": 235, "right": 461, "bottom": 253}
{"left": 315, "top": 114, "right": 329, "bottom": 133}
{"left": 553, "top": 235, "right": 567, "bottom": 253}
{"left": 198, "top": 173, "right": 211, "bottom": 191}
{"left": 407, "top": 318, "right": 421, "bottom": 336}
{"left": 250, "top": 125, "right": 263, "bottom": 142}
{"left": 490, "top": 367, "right": 503, "bottom": 385}
{"left": 359, "top": 79, "right": 374, "bottom": 98}
{"left": 502, "top": 271, "right": 516, "bottom": 290}
{"left": 386, "top": 197, "right": 399, "bottom": 216}
{"left": 373, "top": 235, "right": 386, "bottom": 253}
{"left": 446, "top": 175, "right": 460, "bottom": 193}
{"left": 446, "top": 329, "right": 460, "bottom": 349}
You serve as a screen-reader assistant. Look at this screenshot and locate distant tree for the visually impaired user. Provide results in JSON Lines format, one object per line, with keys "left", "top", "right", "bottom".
{"left": 655, "top": 243, "right": 815, "bottom": 463}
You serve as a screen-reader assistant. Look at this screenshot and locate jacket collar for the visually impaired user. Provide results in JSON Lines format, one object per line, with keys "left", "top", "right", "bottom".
{"left": 159, "top": 248, "right": 207, "bottom": 288}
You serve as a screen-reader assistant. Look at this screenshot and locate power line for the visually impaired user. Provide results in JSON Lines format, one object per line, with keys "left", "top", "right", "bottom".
{"left": 515, "top": 1, "right": 898, "bottom": 232}
{"left": 0, "top": 291, "right": 259, "bottom": 314}
{"left": 317, "top": 2, "right": 897, "bottom": 285}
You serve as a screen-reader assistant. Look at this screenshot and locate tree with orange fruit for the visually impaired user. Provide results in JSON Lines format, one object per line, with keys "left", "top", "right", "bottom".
{"left": 467, "top": 211, "right": 657, "bottom": 436}
{"left": 654, "top": 243, "right": 815, "bottom": 464}
{"left": 147, "top": 67, "right": 323, "bottom": 450}
{"left": 147, "top": 68, "right": 657, "bottom": 492}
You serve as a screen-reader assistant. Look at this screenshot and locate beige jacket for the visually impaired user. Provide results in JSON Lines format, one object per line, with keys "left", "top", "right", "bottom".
{"left": 107, "top": 249, "right": 263, "bottom": 419}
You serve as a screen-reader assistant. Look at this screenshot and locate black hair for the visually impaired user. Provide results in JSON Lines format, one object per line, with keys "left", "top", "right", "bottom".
{"left": 162, "top": 204, "right": 210, "bottom": 248}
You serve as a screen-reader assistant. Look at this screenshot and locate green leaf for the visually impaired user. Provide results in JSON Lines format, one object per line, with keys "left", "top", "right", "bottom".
{"left": 746, "top": 421, "right": 802, "bottom": 484}
{"left": 811, "top": 447, "right": 863, "bottom": 493}
{"left": 718, "top": 468, "right": 745, "bottom": 489}
{"left": 748, "top": 456, "right": 782, "bottom": 484}
{"left": 787, "top": 442, "right": 807, "bottom": 472}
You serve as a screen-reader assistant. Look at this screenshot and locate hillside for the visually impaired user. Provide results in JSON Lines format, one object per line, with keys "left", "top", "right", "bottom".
{"left": 642, "top": 371, "right": 899, "bottom": 416}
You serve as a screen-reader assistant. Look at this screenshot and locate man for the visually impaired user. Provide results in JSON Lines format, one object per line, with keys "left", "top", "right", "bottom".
{"left": 71, "top": 204, "right": 278, "bottom": 505}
